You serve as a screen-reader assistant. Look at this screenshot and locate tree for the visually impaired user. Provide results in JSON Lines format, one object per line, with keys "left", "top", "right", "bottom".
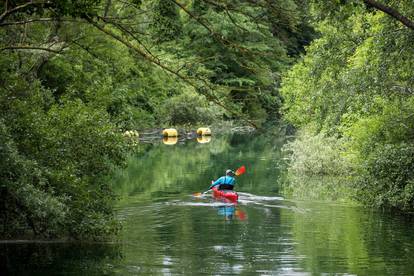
{"left": 281, "top": 0, "right": 414, "bottom": 211}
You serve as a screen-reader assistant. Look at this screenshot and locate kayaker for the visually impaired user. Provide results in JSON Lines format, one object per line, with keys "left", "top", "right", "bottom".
{"left": 209, "top": 169, "right": 236, "bottom": 190}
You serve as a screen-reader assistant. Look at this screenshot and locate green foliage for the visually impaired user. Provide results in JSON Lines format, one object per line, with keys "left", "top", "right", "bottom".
{"left": 180, "top": 3, "right": 290, "bottom": 124}
{"left": 0, "top": 73, "right": 126, "bottom": 239}
{"left": 281, "top": 128, "right": 354, "bottom": 202}
{"left": 150, "top": 0, "right": 182, "bottom": 42}
{"left": 138, "top": 0, "right": 314, "bottom": 126}
{"left": 356, "top": 143, "right": 414, "bottom": 211}
{"left": 283, "top": 128, "right": 352, "bottom": 176}
{"left": 0, "top": 120, "right": 68, "bottom": 237}
{"left": 157, "top": 91, "right": 220, "bottom": 126}
{"left": 344, "top": 97, "right": 414, "bottom": 156}
{"left": 0, "top": 0, "right": 316, "bottom": 239}
{"left": 44, "top": 101, "right": 126, "bottom": 239}
{"left": 0, "top": 0, "right": 101, "bottom": 18}
{"left": 345, "top": 98, "right": 414, "bottom": 210}
{"left": 281, "top": 0, "right": 414, "bottom": 211}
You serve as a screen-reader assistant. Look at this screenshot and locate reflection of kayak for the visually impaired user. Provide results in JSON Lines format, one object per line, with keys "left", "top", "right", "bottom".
{"left": 212, "top": 187, "right": 238, "bottom": 202}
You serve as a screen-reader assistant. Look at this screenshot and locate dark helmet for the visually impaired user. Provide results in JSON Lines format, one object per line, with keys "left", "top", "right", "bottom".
{"left": 225, "top": 169, "right": 235, "bottom": 176}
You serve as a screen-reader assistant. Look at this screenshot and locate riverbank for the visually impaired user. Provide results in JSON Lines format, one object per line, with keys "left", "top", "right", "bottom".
{"left": 281, "top": 127, "right": 414, "bottom": 212}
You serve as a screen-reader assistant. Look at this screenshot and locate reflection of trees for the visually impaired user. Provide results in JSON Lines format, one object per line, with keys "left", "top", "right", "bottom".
{"left": 111, "top": 128, "right": 300, "bottom": 273}
{"left": 112, "top": 137, "right": 229, "bottom": 201}
{"left": 283, "top": 175, "right": 354, "bottom": 202}
{"left": 113, "top": 127, "right": 289, "bottom": 202}
{"left": 285, "top": 203, "right": 414, "bottom": 275}
{"left": 0, "top": 243, "right": 122, "bottom": 275}
{"left": 208, "top": 138, "right": 229, "bottom": 155}
{"left": 111, "top": 128, "right": 414, "bottom": 274}
{"left": 222, "top": 128, "right": 288, "bottom": 195}
{"left": 119, "top": 201, "right": 294, "bottom": 274}
{"left": 287, "top": 204, "right": 369, "bottom": 275}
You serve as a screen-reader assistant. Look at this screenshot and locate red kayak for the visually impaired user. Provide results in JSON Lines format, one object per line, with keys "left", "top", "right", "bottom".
{"left": 212, "top": 187, "right": 238, "bottom": 202}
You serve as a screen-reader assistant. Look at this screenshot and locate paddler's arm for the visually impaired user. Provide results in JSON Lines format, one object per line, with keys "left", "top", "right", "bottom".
{"left": 209, "top": 177, "right": 224, "bottom": 189}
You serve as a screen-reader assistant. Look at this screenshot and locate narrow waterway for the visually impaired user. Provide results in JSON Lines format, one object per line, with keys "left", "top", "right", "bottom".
{"left": 2, "top": 128, "right": 414, "bottom": 275}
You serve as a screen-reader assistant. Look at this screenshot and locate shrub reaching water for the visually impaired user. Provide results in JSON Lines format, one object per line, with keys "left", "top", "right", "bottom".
{"left": 283, "top": 129, "right": 352, "bottom": 176}
{"left": 282, "top": 128, "right": 355, "bottom": 201}
{"left": 356, "top": 143, "right": 414, "bottom": 211}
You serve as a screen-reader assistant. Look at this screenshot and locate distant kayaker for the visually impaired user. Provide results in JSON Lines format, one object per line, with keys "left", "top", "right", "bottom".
{"left": 209, "top": 169, "right": 236, "bottom": 190}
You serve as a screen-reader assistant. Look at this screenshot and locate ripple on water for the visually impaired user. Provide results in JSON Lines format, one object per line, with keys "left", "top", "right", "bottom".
{"left": 238, "top": 192, "right": 285, "bottom": 201}
{"left": 166, "top": 201, "right": 236, "bottom": 207}
{"left": 162, "top": 193, "right": 309, "bottom": 215}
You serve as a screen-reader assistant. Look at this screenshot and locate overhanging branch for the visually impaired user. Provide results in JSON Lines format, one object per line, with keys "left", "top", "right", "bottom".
{"left": 0, "top": 18, "right": 82, "bottom": 26}
{"left": 363, "top": 0, "right": 414, "bottom": 31}
{"left": 0, "top": 1, "right": 47, "bottom": 24}
{"left": 1, "top": 45, "right": 62, "bottom": 54}
{"left": 86, "top": 16, "right": 258, "bottom": 128}
{"left": 169, "top": 0, "right": 250, "bottom": 54}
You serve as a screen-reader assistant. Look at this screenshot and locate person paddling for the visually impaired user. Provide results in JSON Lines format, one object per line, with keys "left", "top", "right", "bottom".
{"left": 194, "top": 166, "right": 244, "bottom": 197}
{"left": 209, "top": 169, "right": 236, "bottom": 190}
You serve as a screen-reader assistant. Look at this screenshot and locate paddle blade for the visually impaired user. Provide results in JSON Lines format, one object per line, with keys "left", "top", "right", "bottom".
{"left": 193, "top": 192, "right": 202, "bottom": 197}
{"left": 235, "top": 165, "right": 246, "bottom": 176}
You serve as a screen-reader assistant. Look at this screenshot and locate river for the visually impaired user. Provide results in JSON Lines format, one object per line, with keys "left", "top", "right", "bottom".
{"left": 2, "top": 128, "right": 414, "bottom": 275}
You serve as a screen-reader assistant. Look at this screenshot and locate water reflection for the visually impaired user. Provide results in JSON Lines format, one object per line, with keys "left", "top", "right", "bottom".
{"left": 172, "top": 199, "right": 247, "bottom": 221}
{"left": 0, "top": 242, "right": 122, "bottom": 275}
{"left": 173, "top": 191, "right": 299, "bottom": 222}
{"left": 162, "top": 136, "right": 178, "bottom": 145}
{"left": 112, "top": 130, "right": 287, "bottom": 202}
{"left": 6, "top": 128, "right": 414, "bottom": 275}
{"left": 115, "top": 167, "right": 410, "bottom": 275}
{"left": 111, "top": 129, "right": 414, "bottom": 275}
{"left": 217, "top": 205, "right": 247, "bottom": 221}
{"left": 197, "top": 136, "right": 211, "bottom": 144}
{"left": 217, "top": 205, "right": 235, "bottom": 220}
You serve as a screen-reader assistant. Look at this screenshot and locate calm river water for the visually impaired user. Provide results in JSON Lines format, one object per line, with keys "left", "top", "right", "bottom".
{"left": 2, "top": 128, "right": 414, "bottom": 275}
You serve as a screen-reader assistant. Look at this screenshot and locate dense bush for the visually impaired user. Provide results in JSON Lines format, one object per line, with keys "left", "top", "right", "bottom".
{"left": 283, "top": 128, "right": 352, "bottom": 176}
{"left": 0, "top": 120, "right": 68, "bottom": 237}
{"left": 157, "top": 92, "right": 221, "bottom": 126}
{"left": 0, "top": 82, "right": 126, "bottom": 239}
{"left": 281, "top": 128, "right": 355, "bottom": 202}
{"left": 356, "top": 144, "right": 414, "bottom": 211}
